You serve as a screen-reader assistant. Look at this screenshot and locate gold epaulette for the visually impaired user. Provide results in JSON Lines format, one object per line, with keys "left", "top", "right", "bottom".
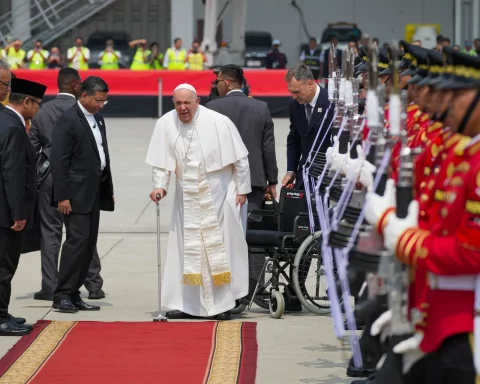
{"left": 420, "top": 113, "right": 430, "bottom": 123}
{"left": 467, "top": 139, "right": 480, "bottom": 156}
{"left": 427, "top": 122, "right": 443, "bottom": 133}
{"left": 407, "top": 104, "right": 418, "bottom": 113}
{"left": 414, "top": 110, "right": 422, "bottom": 120}
{"left": 454, "top": 136, "right": 473, "bottom": 156}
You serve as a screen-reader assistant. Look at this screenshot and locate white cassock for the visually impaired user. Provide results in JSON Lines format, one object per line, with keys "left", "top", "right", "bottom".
{"left": 146, "top": 105, "right": 251, "bottom": 317}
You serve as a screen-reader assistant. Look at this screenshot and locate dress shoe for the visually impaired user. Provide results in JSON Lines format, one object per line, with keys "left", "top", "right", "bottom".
{"left": 8, "top": 313, "right": 26, "bottom": 325}
{"left": 11, "top": 322, "right": 33, "bottom": 332}
{"left": 0, "top": 321, "right": 30, "bottom": 336}
{"left": 52, "top": 299, "right": 79, "bottom": 313}
{"left": 88, "top": 289, "right": 105, "bottom": 300}
{"left": 33, "top": 289, "right": 53, "bottom": 301}
{"left": 72, "top": 299, "right": 100, "bottom": 311}
{"left": 351, "top": 372, "right": 376, "bottom": 383}
{"left": 347, "top": 364, "right": 376, "bottom": 378}
{"left": 166, "top": 310, "right": 196, "bottom": 319}
{"left": 213, "top": 311, "right": 231, "bottom": 321}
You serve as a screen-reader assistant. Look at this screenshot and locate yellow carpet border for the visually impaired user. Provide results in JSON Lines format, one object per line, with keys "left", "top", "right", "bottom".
{"left": 0, "top": 321, "right": 76, "bottom": 384}
{"left": 205, "top": 322, "right": 243, "bottom": 384}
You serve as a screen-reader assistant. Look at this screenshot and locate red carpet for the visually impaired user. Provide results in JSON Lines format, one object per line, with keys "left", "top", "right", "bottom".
{"left": 0, "top": 320, "right": 257, "bottom": 384}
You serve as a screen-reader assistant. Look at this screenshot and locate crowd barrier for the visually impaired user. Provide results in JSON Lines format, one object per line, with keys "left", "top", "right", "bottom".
{"left": 13, "top": 69, "right": 293, "bottom": 118}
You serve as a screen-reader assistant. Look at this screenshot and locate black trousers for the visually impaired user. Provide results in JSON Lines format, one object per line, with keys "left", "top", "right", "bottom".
{"left": 0, "top": 228, "right": 24, "bottom": 318}
{"left": 406, "top": 333, "right": 476, "bottom": 384}
{"left": 39, "top": 174, "right": 103, "bottom": 293}
{"left": 247, "top": 187, "right": 265, "bottom": 211}
{"left": 53, "top": 195, "right": 100, "bottom": 301}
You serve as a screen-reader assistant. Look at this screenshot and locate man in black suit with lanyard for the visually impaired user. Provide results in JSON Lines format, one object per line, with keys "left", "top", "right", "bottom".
{"left": 282, "top": 64, "right": 334, "bottom": 189}
{"left": 50, "top": 76, "right": 114, "bottom": 313}
{"left": 0, "top": 77, "right": 47, "bottom": 335}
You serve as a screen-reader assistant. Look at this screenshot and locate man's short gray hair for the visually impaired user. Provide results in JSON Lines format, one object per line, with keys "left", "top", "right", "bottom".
{"left": 285, "top": 64, "right": 314, "bottom": 82}
{"left": 0, "top": 58, "right": 11, "bottom": 71}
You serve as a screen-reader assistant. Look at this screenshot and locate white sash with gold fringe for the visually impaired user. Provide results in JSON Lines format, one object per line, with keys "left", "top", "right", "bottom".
{"left": 181, "top": 159, "right": 231, "bottom": 287}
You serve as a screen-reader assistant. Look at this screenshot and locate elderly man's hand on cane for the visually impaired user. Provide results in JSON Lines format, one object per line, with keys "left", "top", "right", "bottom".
{"left": 150, "top": 188, "right": 166, "bottom": 204}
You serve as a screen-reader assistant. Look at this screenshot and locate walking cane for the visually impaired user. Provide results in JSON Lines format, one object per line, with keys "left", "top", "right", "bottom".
{"left": 153, "top": 193, "right": 167, "bottom": 322}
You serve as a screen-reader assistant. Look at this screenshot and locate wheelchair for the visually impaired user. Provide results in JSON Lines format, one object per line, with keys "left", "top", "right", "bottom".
{"left": 233, "top": 187, "right": 336, "bottom": 319}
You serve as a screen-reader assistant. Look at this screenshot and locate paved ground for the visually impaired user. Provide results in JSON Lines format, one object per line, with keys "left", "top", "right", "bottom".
{"left": 1, "top": 117, "right": 353, "bottom": 384}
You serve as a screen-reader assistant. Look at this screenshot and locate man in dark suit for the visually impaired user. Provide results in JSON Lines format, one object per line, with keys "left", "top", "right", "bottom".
{"left": 206, "top": 64, "right": 278, "bottom": 208}
{"left": 0, "top": 59, "right": 11, "bottom": 111}
{"left": 0, "top": 77, "right": 47, "bottom": 335}
{"left": 29, "top": 68, "right": 106, "bottom": 302}
{"left": 282, "top": 64, "right": 334, "bottom": 189}
{"left": 50, "top": 76, "right": 114, "bottom": 313}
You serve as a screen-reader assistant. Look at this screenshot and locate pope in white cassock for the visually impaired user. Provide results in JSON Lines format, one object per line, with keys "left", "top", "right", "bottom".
{"left": 146, "top": 83, "right": 251, "bottom": 320}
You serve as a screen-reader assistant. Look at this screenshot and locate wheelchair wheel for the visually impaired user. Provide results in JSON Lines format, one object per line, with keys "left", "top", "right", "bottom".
{"left": 269, "top": 290, "right": 284, "bottom": 319}
{"left": 292, "top": 231, "right": 338, "bottom": 315}
{"left": 253, "top": 297, "right": 270, "bottom": 310}
{"left": 231, "top": 303, "right": 247, "bottom": 314}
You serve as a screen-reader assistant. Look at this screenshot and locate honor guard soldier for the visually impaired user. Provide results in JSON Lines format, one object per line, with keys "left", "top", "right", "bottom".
{"left": 367, "top": 49, "right": 480, "bottom": 384}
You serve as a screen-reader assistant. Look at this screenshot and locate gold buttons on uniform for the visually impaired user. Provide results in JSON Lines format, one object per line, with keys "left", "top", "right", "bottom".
{"left": 420, "top": 194, "right": 429, "bottom": 203}
{"left": 442, "top": 229, "right": 449, "bottom": 236}
{"left": 440, "top": 207, "right": 448, "bottom": 218}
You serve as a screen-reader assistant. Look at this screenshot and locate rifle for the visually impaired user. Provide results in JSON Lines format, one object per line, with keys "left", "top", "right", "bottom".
{"left": 375, "top": 41, "right": 417, "bottom": 384}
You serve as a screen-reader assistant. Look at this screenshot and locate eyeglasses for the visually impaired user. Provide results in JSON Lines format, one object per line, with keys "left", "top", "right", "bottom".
{"left": 90, "top": 95, "right": 108, "bottom": 105}
{"left": 0, "top": 80, "right": 11, "bottom": 90}
{"left": 27, "top": 97, "right": 42, "bottom": 106}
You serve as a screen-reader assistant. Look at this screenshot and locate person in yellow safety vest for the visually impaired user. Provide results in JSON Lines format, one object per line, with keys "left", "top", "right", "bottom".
{"left": 98, "top": 39, "right": 122, "bottom": 70}
{"left": 186, "top": 41, "right": 206, "bottom": 71}
{"left": 129, "top": 39, "right": 151, "bottom": 70}
{"left": 147, "top": 42, "right": 164, "bottom": 69}
{"left": 67, "top": 36, "right": 90, "bottom": 70}
{"left": 5, "top": 40, "right": 26, "bottom": 69}
{"left": 27, "top": 40, "right": 49, "bottom": 70}
{"left": 163, "top": 38, "right": 186, "bottom": 70}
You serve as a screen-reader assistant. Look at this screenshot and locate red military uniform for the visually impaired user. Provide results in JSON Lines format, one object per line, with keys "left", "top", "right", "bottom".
{"left": 394, "top": 136, "right": 480, "bottom": 353}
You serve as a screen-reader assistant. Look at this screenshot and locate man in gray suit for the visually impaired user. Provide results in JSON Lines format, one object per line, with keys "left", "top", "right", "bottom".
{"left": 206, "top": 64, "right": 278, "bottom": 208}
{"left": 29, "top": 68, "right": 105, "bottom": 301}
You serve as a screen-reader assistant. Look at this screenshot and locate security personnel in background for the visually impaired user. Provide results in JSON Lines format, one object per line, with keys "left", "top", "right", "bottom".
{"left": 129, "top": 39, "right": 150, "bottom": 70}
{"left": 67, "top": 37, "right": 90, "bottom": 70}
{"left": 300, "top": 37, "right": 322, "bottom": 80}
{"left": 163, "top": 38, "right": 186, "bottom": 70}
{"left": 98, "top": 39, "right": 121, "bottom": 70}
{"left": 147, "top": 42, "right": 164, "bottom": 69}
{"left": 27, "top": 40, "right": 49, "bottom": 70}
{"left": 186, "top": 40, "right": 206, "bottom": 71}
{"left": 5, "top": 40, "right": 26, "bottom": 69}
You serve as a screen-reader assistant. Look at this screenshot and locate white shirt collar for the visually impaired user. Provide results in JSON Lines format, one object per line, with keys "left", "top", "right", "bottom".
{"left": 77, "top": 100, "right": 93, "bottom": 116}
{"left": 58, "top": 92, "right": 76, "bottom": 98}
{"left": 227, "top": 89, "right": 244, "bottom": 95}
{"left": 308, "top": 84, "right": 320, "bottom": 108}
{"left": 5, "top": 105, "right": 26, "bottom": 127}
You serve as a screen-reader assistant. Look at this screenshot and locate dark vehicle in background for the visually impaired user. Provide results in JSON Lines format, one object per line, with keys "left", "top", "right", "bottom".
{"left": 86, "top": 30, "right": 133, "bottom": 69}
{"left": 320, "top": 22, "right": 362, "bottom": 51}
{"left": 244, "top": 31, "right": 273, "bottom": 69}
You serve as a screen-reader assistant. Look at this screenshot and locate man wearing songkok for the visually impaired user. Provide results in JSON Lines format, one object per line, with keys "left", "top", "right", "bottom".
{"left": 146, "top": 83, "right": 251, "bottom": 321}
{"left": 0, "top": 78, "right": 46, "bottom": 335}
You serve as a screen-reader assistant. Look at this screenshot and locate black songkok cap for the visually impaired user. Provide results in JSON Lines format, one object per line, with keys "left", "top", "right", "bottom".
{"left": 11, "top": 78, "right": 47, "bottom": 99}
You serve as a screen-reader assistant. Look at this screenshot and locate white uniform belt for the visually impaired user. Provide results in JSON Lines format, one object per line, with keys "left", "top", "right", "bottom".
{"left": 428, "top": 274, "right": 477, "bottom": 290}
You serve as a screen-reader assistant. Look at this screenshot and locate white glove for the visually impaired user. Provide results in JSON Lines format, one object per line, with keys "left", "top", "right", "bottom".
{"left": 326, "top": 136, "right": 348, "bottom": 172}
{"left": 383, "top": 200, "right": 419, "bottom": 254}
{"left": 344, "top": 145, "right": 376, "bottom": 188}
{"left": 363, "top": 178, "right": 397, "bottom": 228}
{"left": 325, "top": 136, "right": 339, "bottom": 166}
{"left": 371, "top": 309, "right": 392, "bottom": 344}
{"left": 392, "top": 333, "right": 425, "bottom": 375}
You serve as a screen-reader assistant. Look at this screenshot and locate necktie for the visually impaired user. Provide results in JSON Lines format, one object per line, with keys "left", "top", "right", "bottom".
{"left": 305, "top": 103, "right": 313, "bottom": 124}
